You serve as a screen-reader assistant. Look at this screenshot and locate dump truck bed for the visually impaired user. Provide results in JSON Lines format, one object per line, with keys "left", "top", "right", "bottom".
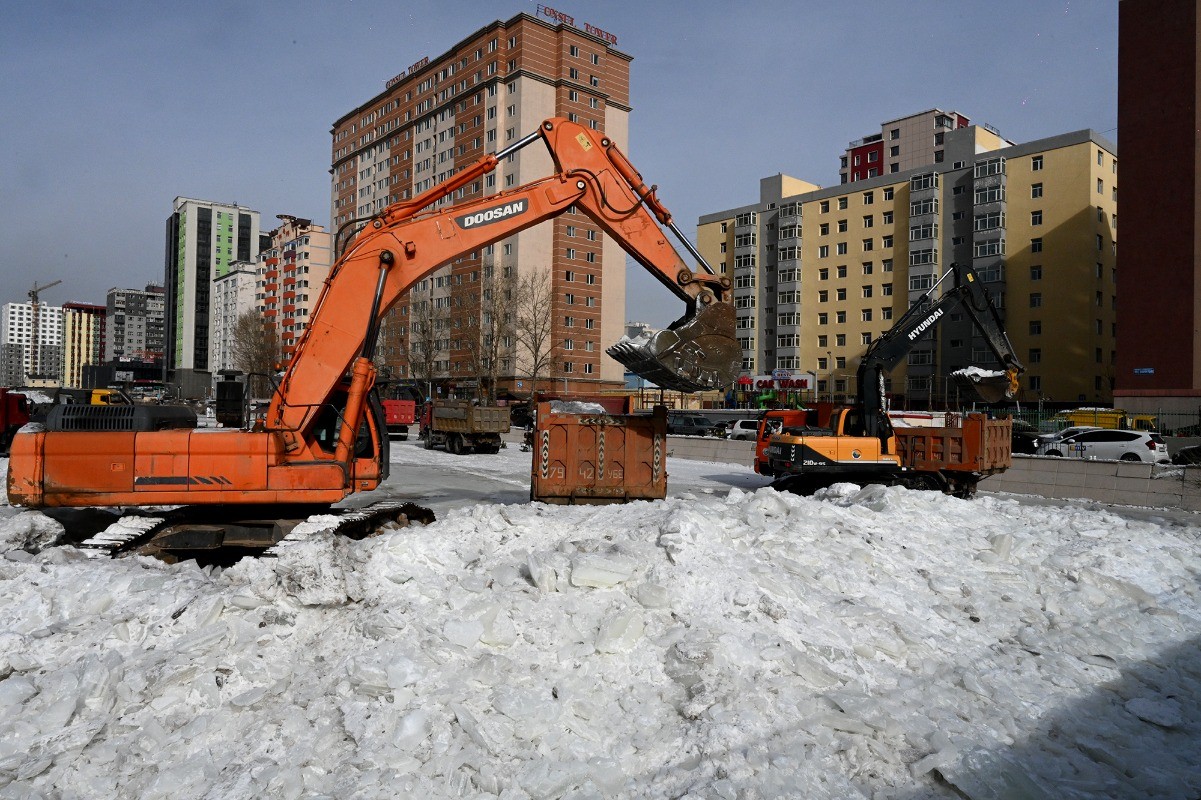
{"left": 431, "top": 403, "right": 511, "bottom": 434}
{"left": 531, "top": 402, "right": 667, "bottom": 504}
{"left": 893, "top": 413, "right": 1012, "bottom": 475}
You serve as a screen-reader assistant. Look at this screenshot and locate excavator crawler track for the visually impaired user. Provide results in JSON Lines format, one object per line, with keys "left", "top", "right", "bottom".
{"left": 76, "top": 502, "right": 436, "bottom": 565}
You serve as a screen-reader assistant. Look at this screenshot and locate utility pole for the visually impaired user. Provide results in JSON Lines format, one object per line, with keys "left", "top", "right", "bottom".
{"left": 27, "top": 279, "right": 62, "bottom": 381}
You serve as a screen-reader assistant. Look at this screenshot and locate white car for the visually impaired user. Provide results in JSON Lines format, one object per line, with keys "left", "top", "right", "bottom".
{"left": 727, "top": 419, "right": 762, "bottom": 441}
{"left": 1037, "top": 428, "right": 1169, "bottom": 462}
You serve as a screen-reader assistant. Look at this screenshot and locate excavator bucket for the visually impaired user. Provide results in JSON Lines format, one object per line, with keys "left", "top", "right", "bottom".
{"left": 607, "top": 302, "right": 742, "bottom": 393}
{"left": 951, "top": 367, "right": 1020, "bottom": 404}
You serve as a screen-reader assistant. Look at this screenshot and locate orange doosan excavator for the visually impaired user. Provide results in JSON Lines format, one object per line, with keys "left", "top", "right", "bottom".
{"left": 7, "top": 119, "right": 739, "bottom": 519}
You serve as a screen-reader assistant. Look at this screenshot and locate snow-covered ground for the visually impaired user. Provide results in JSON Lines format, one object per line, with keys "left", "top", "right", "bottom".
{"left": 0, "top": 442, "right": 1199, "bottom": 798}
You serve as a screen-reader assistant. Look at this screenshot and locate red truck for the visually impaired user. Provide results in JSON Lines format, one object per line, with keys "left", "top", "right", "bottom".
{"left": 382, "top": 399, "right": 417, "bottom": 440}
{"left": 0, "top": 388, "right": 32, "bottom": 456}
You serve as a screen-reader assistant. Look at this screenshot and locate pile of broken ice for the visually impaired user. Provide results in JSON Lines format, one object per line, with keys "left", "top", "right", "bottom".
{"left": 0, "top": 483, "right": 1198, "bottom": 798}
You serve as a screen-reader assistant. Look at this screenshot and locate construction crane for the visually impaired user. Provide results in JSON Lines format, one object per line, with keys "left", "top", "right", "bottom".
{"left": 27, "top": 280, "right": 61, "bottom": 381}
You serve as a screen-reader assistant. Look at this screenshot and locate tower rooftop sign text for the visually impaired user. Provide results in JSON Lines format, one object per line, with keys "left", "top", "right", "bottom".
{"left": 536, "top": 4, "right": 617, "bottom": 45}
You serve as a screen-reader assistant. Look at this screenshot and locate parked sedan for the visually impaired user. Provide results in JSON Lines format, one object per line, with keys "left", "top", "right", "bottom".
{"left": 1037, "top": 428, "right": 1169, "bottom": 462}
{"left": 1171, "top": 444, "right": 1201, "bottom": 466}
{"left": 666, "top": 414, "right": 717, "bottom": 437}
{"left": 726, "top": 419, "right": 762, "bottom": 441}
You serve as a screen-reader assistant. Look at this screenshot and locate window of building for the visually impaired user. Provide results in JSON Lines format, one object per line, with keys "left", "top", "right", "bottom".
{"left": 1029, "top": 320, "right": 1042, "bottom": 336}
{"left": 837, "top": 265, "right": 847, "bottom": 278}
{"left": 1031, "top": 265, "right": 1042, "bottom": 280}
{"left": 569, "top": 45, "right": 579, "bottom": 56}
{"left": 819, "top": 268, "right": 829, "bottom": 280}
{"left": 836, "top": 334, "right": 846, "bottom": 347}
{"left": 862, "top": 262, "right": 873, "bottom": 275}
{"left": 1031, "top": 155, "right": 1043, "bottom": 171}
{"left": 838, "top": 197, "right": 848, "bottom": 210}
{"left": 1031, "top": 183, "right": 1043, "bottom": 199}
{"left": 883, "top": 187, "right": 894, "bottom": 201}
{"left": 820, "top": 223, "right": 830, "bottom": 236}
{"left": 836, "top": 311, "right": 846, "bottom": 324}
{"left": 889, "top": 128, "right": 899, "bottom": 140}
{"left": 837, "top": 219, "right": 848, "bottom": 233}
{"left": 1097, "top": 178, "right": 1104, "bottom": 194}
{"left": 818, "top": 245, "right": 829, "bottom": 258}
{"left": 818, "top": 313, "right": 828, "bottom": 325}
{"left": 836, "top": 288, "right": 847, "bottom": 301}
{"left": 909, "top": 273, "right": 934, "bottom": 291}
{"left": 1031, "top": 210, "right": 1043, "bottom": 226}
{"left": 820, "top": 200, "right": 830, "bottom": 213}
{"left": 882, "top": 235, "right": 893, "bottom": 248}
{"left": 836, "top": 242, "right": 848, "bottom": 255}
{"left": 1030, "top": 292, "right": 1042, "bottom": 308}
{"left": 862, "top": 285, "right": 873, "bottom": 298}
{"left": 818, "top": 290, "right": 828, "bottom": 303}
{"left": 1031, "top": 237, "right": 1043, "bottom": 253}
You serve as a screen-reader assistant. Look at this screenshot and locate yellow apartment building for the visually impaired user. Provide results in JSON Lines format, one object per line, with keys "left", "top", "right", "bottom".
{"left": 699, "top": 112, "right": 1116, "bottom": 407}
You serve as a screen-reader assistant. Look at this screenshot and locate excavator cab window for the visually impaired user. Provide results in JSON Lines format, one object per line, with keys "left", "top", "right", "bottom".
{"left": 311, "top": 391, "right": 377, "bottom": 459}
{"left": 842, "top": 409, "right": 866, "bottom": 437}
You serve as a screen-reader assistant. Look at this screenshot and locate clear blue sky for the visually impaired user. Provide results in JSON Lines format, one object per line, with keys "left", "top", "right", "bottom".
{"left": 0, "top": 1, "right": 1117, "bottom": 326}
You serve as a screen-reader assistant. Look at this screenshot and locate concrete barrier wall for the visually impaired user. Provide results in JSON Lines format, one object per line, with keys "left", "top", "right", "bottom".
{"left": 663, "top": 436, "right": 757, "bottom": 468}
{"left": 978, "top": 455, "right": 1201, "bottom": 510}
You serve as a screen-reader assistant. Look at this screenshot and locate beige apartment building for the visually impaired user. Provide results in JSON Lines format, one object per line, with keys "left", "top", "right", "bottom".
{"left": 699, "top": 112, "right": 1117, "bottom": 408}
{"left": 330, "top": 11, "right": 631, "bottom": 397}
{"left": 61, "top": 302, "right": 105, "bottom": 389}
{"left": 257, "top": 215, "right": 333, "bottom": 360}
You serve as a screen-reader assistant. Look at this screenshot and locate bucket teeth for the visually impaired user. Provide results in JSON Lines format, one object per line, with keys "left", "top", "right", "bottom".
{"left": 951, "top": 370, "right": 1018, "bottom": 404}
{"left": 606, "top": 302, "right": 741, "bottom": 393}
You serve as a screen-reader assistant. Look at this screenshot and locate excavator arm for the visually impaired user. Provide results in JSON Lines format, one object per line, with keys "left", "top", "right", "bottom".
{"left": 8, "top": 118, "right": 739, "bottom": 509}
{"left": 268, "top": 118, "right": 738, "bottom": 450}
{"left": 855, "top": 262, "right": 1024, "bottom": 439}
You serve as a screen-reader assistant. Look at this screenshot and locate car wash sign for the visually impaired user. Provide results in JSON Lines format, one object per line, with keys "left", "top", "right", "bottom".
{"left": 752, "top": 372, "right": 811, "bottom": 390}
{"left": 536, "top": 5, "right": 618, "bottom": 45}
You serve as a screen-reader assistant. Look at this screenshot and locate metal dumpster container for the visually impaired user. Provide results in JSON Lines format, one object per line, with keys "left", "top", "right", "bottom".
{"left": 530, "top": 402, "right": 667, "bottom": 504}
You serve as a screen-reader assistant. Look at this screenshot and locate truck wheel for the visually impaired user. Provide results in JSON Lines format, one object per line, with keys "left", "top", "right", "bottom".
{"left": 449, "top": 434, "right": 461, "bottom": 455}
{"left": 423, "top": 432, "right": 434, "bottom": 450}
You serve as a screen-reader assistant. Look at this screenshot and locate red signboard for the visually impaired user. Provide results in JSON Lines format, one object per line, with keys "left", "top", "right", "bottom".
{"left": 536, "top": 4, "right": 618, "bottom": 45}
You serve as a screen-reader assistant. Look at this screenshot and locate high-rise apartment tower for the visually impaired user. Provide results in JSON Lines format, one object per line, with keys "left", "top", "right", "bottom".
{"left": 330, "top": 11, "right": 630, "bottom": 397}
{"left": 163, "top": 197, "right": 262, "bottom": 397}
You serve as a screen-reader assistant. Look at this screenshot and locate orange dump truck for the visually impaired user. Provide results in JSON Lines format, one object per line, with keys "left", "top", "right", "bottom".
{"left": 530, "top": 402, "right": 667, "bottom": 504}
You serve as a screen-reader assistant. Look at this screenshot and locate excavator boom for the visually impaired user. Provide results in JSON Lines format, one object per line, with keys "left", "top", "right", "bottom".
{"left": 8, "top": 119, "right": 738, "bottom": 510}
